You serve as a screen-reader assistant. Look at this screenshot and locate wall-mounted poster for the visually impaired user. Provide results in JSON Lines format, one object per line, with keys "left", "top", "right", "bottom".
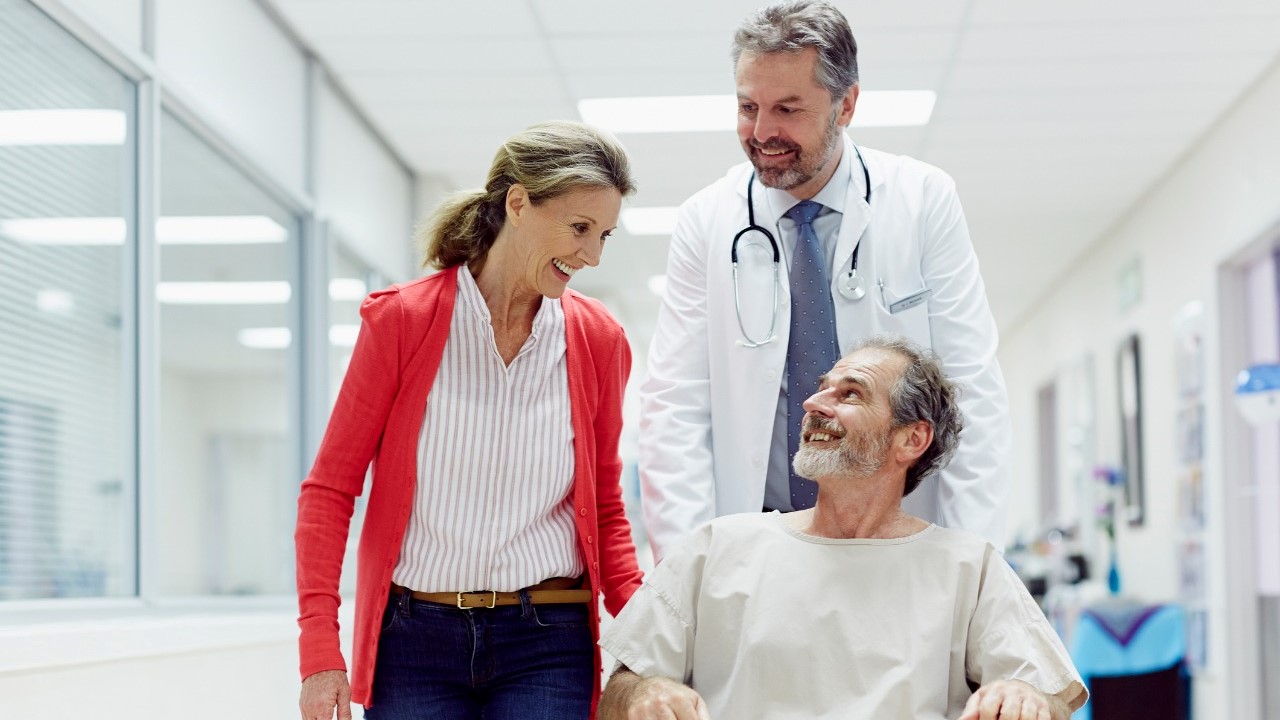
{"left": 1116, "top": 334, "right": 1144, "bottom": 526}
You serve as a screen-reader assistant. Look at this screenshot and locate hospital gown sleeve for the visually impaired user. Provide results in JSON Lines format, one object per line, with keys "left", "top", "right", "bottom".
{"left": 965, "top": 544, "right": 1089, "bottom": 712}
{"left": 599, "top": 523, "right": 713, "bottom": 683}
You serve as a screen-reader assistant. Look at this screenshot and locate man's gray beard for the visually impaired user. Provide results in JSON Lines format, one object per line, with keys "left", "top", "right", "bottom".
{"left": 792, "top": 429, "right": 891, "bottom": 481}
{"left": 754, "top": 110, "right": 843, "bottom": 191}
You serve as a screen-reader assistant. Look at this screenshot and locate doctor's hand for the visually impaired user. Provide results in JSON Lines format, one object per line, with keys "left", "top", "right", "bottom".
{"left": 958, "top": 679, "right": 1069, "bottom": 720}
{"left": 599, "top": 667, "right": 712, "bottom": 720}
{"left": 299, "top": 669, "right": 353, "bottom": 720}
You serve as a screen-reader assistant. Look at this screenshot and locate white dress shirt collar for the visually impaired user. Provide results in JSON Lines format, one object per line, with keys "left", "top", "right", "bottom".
{"left": 764, "top": 133, "right": 853, "bottom": 219}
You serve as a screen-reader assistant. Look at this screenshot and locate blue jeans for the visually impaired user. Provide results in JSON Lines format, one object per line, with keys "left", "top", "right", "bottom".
{"left": 363, "top": 589, "right": 595, "bottom": 720}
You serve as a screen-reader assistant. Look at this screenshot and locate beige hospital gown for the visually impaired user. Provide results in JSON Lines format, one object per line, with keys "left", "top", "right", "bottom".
{"left": 601, "top": 513, "right": 1087, "bottom": 719}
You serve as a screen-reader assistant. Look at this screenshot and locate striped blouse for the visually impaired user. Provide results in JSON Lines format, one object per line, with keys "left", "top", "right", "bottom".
{"left": 391, "top": 267, "right": 583, "bottom": 593}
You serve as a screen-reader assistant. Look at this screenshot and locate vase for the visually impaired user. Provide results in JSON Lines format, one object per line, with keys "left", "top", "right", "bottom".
{"left": 1106, "top": 545, "right": 1122, "bottom": 595}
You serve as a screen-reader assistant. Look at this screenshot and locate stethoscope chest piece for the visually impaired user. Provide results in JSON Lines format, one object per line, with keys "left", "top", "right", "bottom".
{"left": 838, "top": 269, "right": 866, "bottom": 301}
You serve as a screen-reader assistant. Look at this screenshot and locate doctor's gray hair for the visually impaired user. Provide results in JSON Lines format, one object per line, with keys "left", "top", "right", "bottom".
{"left": 418, "top": 121, "right": 635, "bottom": 270}
{"left": 848, "top": 335, "right": 963, "bottom": 496}
{"left": 731, "top": 0, "right": 859, "bottom": 101}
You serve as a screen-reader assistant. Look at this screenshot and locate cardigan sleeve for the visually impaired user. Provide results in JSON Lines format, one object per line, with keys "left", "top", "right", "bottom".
{"left": 593, "top": 327, "right": 643, "bottom": 615}
{"left": 294, "top": 288, "right": 404, "bottom": 679}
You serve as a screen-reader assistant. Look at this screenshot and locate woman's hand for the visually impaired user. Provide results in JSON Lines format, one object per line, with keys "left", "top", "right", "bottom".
{"left": 300, "top": 669, "right": 353, "bottom": 720}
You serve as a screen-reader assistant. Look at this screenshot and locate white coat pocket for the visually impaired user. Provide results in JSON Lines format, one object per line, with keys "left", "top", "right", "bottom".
{"left": 874, "top": 283, "right": 932, "bottom": 347}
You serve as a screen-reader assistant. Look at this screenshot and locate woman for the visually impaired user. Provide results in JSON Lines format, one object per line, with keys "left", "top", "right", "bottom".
{"left": 296, "top": 121, "right": 643, "bottom": 720}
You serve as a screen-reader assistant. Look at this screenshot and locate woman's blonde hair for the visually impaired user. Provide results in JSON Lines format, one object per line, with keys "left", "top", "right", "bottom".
{"left": 417, "top": 121, "right": 636, "bottom": 270}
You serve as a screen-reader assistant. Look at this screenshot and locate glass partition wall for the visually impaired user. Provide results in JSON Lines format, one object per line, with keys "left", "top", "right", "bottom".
{"left": 156, "top": 111, "right": 300, "bottom": 597}
{"left": 0, "top": 0, "right": 413, "bottom": 611}
{"left": 0, "top": 0, "right": 136, "bottom": 600}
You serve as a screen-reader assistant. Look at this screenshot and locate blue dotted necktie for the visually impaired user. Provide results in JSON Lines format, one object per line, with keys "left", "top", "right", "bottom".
{"left": 785, "top": 200, "right": 838, "bottom": 510}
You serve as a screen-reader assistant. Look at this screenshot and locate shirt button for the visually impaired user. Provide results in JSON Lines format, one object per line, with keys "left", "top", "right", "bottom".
{"left": 766, "top": 370, "right": 778, "bottom": 381}
{"left": 587, "top": 535, "right": 594, "bottom": 544}
{"left": 592, "top": 561, "right": 599, "bottom": 570}
{"left": 752, "top": 455, "right": 762, "bottom": 467}
{"left": 579, "top": 507, "right": 588, "bottom": 516}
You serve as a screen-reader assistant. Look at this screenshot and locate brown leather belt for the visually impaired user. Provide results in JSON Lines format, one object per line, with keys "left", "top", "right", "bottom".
{"left": 390, "top": 577, "right": 590, "bottom": 609}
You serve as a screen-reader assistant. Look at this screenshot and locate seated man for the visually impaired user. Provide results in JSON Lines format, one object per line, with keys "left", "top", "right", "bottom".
{"left": 600, "top": 335, "right": 1087, "bottom": 720}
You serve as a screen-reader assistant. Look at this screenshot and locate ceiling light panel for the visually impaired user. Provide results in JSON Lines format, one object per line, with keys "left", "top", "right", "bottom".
{"left": 157, "top": 281, "right": 292, "bottom": 305}
{"left": 238, "top": 327, "right": 292, "bottom": 349}
{"left": 236, "top": 325, "right": 360, "bottom": 349}
{"left": 850, "top": 91, "right": 936, "bottom": 127}
{"left": 0, "top": 109, "right": 127, "bottom": 145}
{"left": 0, "top": 216, "right": 287, "bottom": 245}
{"left": 579, "top": 95, "right": 735, "bottom": 133}
{"left": 36, "top": 289, "right": 76, "bottom": 315}
{"left": 0, "top": 217, "right": 125, "bottom": 245}
{"left": 328, "top": 278, "right": 368, "bottom": 301}
{"left": 329, "top": 325, "right": 359, "bottom": 347}
{"left": 156, "top": 216, "right": 288, "bottom": 244}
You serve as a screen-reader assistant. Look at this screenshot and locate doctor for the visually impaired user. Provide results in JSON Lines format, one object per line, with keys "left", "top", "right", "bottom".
{"left": 638, "top": 0, "right": 1011, "bottom": 560}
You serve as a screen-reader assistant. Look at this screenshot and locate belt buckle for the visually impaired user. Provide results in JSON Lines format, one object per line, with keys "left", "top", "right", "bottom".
{"left": 457, "top": 591, "right": 497, "bottom": 609}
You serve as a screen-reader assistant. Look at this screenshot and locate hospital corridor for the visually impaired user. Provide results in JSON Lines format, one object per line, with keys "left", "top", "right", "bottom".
{"left": 2, "top": 0, "right": 1280, "bottom": 717}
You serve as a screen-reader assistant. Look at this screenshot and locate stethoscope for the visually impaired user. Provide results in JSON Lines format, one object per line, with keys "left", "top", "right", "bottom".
{"left": 731, "top": 144, "right": 872, "bottom": 348}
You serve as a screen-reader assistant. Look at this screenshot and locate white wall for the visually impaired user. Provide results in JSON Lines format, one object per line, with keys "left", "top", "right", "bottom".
{"left": 411, "top": 172, "right": 454, "bottom": 273}
{"left": 157, "top": 367, "right": 204, "bottom": 594}
{"left": 60, "top": 0, "right": 141, "bottom": 48}
{"left": 156, "top": 0, "right": 308, "bottom": 197}
{"left": 316, "top": 79, "right": 415, "bottom": 281}
{"left": 0, "top": 614, "right": 300, "bottom": 718}
{"left": 158, "top": 371, "right": 291, "bottom": 596}
{"left": 999, "top": 56, "right": 1280, "bottom": 718}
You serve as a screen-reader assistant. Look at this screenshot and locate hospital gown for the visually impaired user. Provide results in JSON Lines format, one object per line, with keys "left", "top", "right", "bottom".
{"left": 600, "top": 512, "right": 1087, "bottom": 719}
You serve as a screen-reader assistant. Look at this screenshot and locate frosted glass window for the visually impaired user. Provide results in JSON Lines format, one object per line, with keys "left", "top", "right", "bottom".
{"left": 0, "top": 0, "right": 137, "bottom": 600}
{"left": 156, "top": 111, "right": 298, "bottom": 596}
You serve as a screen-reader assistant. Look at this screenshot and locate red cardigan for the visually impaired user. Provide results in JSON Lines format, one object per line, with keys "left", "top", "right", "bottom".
{"left": 295, "top": 266, "right": 643, "bottom": 712}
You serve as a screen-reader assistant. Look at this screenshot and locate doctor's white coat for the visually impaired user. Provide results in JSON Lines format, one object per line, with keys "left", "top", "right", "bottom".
{"left": 638, "top": 134, "right": 1012, "bottom": 559}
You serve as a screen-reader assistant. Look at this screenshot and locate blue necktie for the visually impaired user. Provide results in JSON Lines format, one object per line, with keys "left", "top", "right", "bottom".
{"left": 785, "top": 200, "right": 838, "bottom": 510}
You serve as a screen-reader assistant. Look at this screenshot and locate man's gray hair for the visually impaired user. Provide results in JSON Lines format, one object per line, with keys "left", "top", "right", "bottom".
{"left": 731, "top": 0, "right": 859, "bottom": 101}
{"left": 848, "top": 334, "right": 963, "bottom": 496}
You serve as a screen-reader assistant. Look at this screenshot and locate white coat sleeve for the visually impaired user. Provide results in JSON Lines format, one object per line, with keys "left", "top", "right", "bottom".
{"left": 637, "top": 199, "right": 716, "bottom": 561}
{"left": 918, "top": 172, "right": 1012, "bottom": 548}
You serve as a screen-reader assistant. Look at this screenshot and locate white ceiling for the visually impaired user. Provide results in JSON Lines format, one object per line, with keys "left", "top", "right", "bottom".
{"left": 271, "top": 0, "right": 1280, "bottom": 340}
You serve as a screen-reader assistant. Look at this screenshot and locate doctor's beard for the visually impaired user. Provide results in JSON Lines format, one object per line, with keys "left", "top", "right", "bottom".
{"left": 748, "top": 108, "right": 843, "bottom": 191}
{"left": 792, "top": 419, "right": 892, "bottom": 481}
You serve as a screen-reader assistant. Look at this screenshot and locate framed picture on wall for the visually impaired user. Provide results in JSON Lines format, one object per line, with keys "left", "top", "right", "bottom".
{"left": 1117, "top": 333, "right": 1145, "bottom": 526}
